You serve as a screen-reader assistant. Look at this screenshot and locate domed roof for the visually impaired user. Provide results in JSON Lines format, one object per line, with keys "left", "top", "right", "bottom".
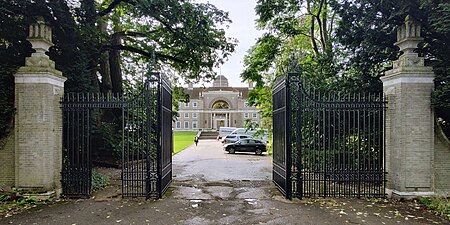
{"left": 213, "top": 75, "right": 229, "bottom": 87}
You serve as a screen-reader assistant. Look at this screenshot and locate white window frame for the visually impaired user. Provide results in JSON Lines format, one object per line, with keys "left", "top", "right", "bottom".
{"left": 192, "top": 102, "right": 198, "bottom": 107}
{"left": 184, "top": 102, "right": 189, "bottom": 107}
{"left": 192, "top": 121, "right": 198, "bottom": 129}
{"left": 252, "top": 113, "right": 257, "bottom": 118}
{"left": 244, "top": 113, "right": 249, "bottom": 118}
{"left": 244, "top": 101, "right": 249, "bottom": 107}
{"left": 184, "top": 121, "right": 189, "bottom": 129}
{"left": 184, "top": 112, "right": 189, "bottom": 118}
{"left": 192, "top": 112, "right": 197, "bottom": 118}
{"left": 176, "top": 121, "right": 181, "bottom": 129}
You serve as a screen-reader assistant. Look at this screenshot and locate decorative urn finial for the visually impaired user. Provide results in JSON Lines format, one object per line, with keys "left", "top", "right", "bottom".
{"left": 392, "top": 15, "right": 425, "bottom": 69}
{"left": 395, "top": 15, "right": 423, "bottom": 54}
{"left": 27, "top": 17, "right": 53, "bottom": 57}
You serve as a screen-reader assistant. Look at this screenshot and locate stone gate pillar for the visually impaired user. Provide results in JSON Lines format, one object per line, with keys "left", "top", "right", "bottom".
{"left": 14, "top": 18, "right": 66, "bottom": 193}
{"left": 381, "top": 16, "right": 435, "bottom": 198}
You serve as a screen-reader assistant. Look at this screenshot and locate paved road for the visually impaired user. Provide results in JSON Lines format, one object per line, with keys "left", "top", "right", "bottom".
{"left": 0, "top": 140, "right": 446, "bottom": 225}
{"left": 173, "top": 139, "right": 271, "bottom": 182}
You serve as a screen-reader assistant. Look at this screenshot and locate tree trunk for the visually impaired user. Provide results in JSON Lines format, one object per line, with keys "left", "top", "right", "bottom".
{"left": 99, "top": 21, "right": 112, "bottom": 94}
{"left": 109, "top": 28, "right": 123, "bottom": 94}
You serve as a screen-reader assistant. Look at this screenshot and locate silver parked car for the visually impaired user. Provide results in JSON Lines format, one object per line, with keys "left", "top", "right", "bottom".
{"left": 221, "top": 134, "right": 251, "bottom": 144}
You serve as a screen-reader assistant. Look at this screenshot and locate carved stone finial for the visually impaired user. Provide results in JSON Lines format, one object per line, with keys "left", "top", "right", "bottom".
{"left": 391, "top": 15, "right": 425, "bottom": 69}
{"left": 23, "top": 17, "right": 57, "bottom": 70}
{"left": 395, "top": 15, "right": 423, "bottom": 54}
{"left": 27, "top": 17, "right": 53, "bottom": 57}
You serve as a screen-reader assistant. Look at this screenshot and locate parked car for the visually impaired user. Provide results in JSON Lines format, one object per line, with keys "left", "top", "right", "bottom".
{"left": 218, "top": 127, "right": 237, "bottom": 139}
{"left": 229, "top": 128, "right": 269, "bottom": 143}
{"left": 221, "top": 135, "right": 251, "bottom": 144}
{"left": 223, "top": 138, "right": 267, "bottom": 155}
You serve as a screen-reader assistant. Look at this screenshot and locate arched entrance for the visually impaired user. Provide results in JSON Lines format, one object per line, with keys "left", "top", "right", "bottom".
{"left": 211, "top": 100, "right": 230, "bottom": 130}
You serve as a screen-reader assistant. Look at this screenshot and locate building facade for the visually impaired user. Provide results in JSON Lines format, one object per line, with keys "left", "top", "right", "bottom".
{"left": 173, "top": 75, "right": 261, "bottom": 131}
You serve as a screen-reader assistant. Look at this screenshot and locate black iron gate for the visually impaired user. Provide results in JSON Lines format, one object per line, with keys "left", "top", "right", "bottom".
{"left": 61, "top": 72, "right": 172, "bottom": 199}
{"left": 273, "top": 73, "right": 386, "bottom": 199}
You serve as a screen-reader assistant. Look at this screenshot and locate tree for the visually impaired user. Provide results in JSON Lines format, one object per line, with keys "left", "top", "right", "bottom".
{"left": 0, "top": 0, "right": 236, "bottom": 141}
{"left": 243, "top": 0, "right": 450, "bottom": 138}
{"left": 242, "top": 0, "right": 338, "bottom": 132}
{"left": 333, "top": 0, "right": 450, "bottom": 136}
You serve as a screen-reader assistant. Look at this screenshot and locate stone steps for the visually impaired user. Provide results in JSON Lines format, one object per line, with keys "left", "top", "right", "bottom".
{"left": 199, "top": 131, "right": 219, "bottom": 140}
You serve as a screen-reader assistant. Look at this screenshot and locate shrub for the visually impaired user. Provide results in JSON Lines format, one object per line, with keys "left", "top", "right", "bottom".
{"left": 418, "top": 196, "right": 450, "bottom": 220}
{"left": 92, "top": 170, "right": 109, "bottom": 192}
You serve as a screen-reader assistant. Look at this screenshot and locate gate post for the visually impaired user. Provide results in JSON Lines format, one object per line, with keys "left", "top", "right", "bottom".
{"left": 14, "top": 18, "right": 66, "bottom": 194}
{"left": 381, "top": 16, "right": 435, "bottom": 198}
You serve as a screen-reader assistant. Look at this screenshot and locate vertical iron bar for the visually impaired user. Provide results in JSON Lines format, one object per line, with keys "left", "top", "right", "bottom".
{"left": 286, "top": 74, "right": 293, "bottom": 199}
{"left": 297, "top": 77, "right": 302, "bottom": 198}
{"left": 357, "top": 93, "right": 361, "bottom": 198}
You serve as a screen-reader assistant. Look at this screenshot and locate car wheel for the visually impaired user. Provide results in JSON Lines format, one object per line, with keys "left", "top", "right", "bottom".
{"left": 229, "top": 148, "right": 235, "bottom": 154}
{"left": 255, "top": 149, "right": 262, "bottom": 155}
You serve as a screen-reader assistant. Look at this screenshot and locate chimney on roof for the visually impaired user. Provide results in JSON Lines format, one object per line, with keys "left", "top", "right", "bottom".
{"left": 248, "top": 81, "right": 254, "bottom": 90}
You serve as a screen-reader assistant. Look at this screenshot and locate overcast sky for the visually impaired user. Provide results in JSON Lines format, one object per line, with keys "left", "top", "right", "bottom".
{"left": 196, "top": 0, "right": 264, "bottom": 87}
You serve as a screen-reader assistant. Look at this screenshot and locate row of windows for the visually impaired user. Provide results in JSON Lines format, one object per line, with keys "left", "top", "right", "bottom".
{"left": 175, "top": 121, "right": 198, "bottom": 129}
{"left": 179, "top": 112, "right": 258, "bottom": 119}
{"left": 181, "top": 101, "right": 252, "bottom": 108}
{"left": 244, "top": 113, "right": 258, "bottom": 118}
{"left": 180, "top": 102, "right": 198, "bottom": 107}
{"left": 182, "top": 112, "right": 198, "bottom": 118}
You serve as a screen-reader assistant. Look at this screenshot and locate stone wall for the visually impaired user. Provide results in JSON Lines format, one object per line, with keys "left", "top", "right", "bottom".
{"left": 0, "top": 131, "right": 15, "bottom": 186}
{"left": 434, "top": 123, "right": 450, "bottom": 195}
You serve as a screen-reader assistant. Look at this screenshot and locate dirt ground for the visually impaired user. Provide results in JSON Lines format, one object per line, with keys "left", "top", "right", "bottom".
{"left": 0, "top": 140, "right": 448, "bottom": 225}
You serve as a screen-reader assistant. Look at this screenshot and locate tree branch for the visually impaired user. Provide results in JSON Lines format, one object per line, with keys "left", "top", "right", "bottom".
{"left": 97, "top": 0, "right": 134, "bottom": 17}
{"left": 102, "top": 44, "right": 187, "bottom": 65}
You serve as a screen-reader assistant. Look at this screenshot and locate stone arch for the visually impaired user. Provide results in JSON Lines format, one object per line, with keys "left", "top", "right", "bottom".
{"left": 212, "top": 100, "right": 229, "bottom": 109}
{"left": 209, "top": 98, "right": 233, "bottom": 109}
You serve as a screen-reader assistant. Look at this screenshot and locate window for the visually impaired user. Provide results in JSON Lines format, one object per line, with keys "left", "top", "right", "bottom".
{"left": 193, "top": 102, "right": 198, "bottom": 107}
{"left": 184, "top": 102, "right": 189, "bottom": 107}
{"left": 184, "top": 113, "right": 189, "bottom": 118}
{"left": 184, "top": 121, "right": 189, "bottom": 129}
{"left": 252, "top": 113, "right": 257, "bottom": 118}
{"left": 192, "top": 121, "right": 198, "bottom": 129}
{"left": 192, "top": 112, "right": 197, "bottom": 118}
{"left": 244, "top": 113, "right": 249, "bottom": 118}
{"left": 244, "top": 101, "right": 249, "bottom": 107}
{"left": 176, "top": 121, "right": 181, "bottom": 129}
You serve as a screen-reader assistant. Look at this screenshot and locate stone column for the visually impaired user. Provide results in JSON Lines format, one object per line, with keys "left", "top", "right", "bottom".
{"left": 14, "top": 18, "right": 66, "bottom": 193}
{"left": 381, "top": 16, "right": 435, "bottom": 198}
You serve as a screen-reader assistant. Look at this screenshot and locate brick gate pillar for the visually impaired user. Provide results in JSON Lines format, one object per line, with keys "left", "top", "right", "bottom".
{"left": 381, "top": 16, "right": 435, "bottom": 198}
{"left": 14, "top": 18, "right": 66, "bottom": 193}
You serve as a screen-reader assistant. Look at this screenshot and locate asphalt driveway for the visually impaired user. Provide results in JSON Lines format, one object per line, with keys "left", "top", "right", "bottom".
{"left": 0, "top": 140, "right": 447, "bottom": 225}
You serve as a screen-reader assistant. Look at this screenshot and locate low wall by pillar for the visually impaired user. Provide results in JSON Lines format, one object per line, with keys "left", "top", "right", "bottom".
{"left": 434, "top": 122, "right": 450, "bottom": 195}
{"left": 0, "top": 131, "right": 15, "bottom": 186}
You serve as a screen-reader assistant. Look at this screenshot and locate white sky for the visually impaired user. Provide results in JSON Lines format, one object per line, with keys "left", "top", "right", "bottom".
{"left": 196, "top": 0, "right": 264, "bottom": 87}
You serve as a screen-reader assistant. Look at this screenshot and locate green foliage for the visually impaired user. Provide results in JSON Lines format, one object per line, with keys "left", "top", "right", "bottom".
{"left": 92, "top": 170, "right": 110, "bottom": 192}
{"left": 333, "top": 0, "right": 450, "bottom": 136}
{"left": 0, "top": 190, "right": 43, "bottom": 216}
{"left": 244, "top": 0, "right": 450, "bottom": 139}
{"left": 418, "top": 197, "right": 450, "bottom": 220}
{"left": 92, "top": 122, "right": 123, "bottom": 162}
{"left": 0, "top": 0, "right": 236, "bottom": 141}
{"left": 0, "top": 194, "right": 11, "bottom": 202}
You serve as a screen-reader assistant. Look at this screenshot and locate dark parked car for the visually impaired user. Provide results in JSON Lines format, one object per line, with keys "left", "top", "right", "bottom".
{"left": 223, "top": 138, "right": 267, "bottom": 155}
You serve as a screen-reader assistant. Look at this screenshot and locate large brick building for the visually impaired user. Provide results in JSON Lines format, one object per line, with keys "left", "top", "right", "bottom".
{"left": 173, "top": 75, "right": 261, "bottom": 131}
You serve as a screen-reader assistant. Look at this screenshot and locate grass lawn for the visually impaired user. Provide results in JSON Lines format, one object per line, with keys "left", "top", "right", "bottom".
{"left": 173, "top": 131, "right": 197, "bottom": 155}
